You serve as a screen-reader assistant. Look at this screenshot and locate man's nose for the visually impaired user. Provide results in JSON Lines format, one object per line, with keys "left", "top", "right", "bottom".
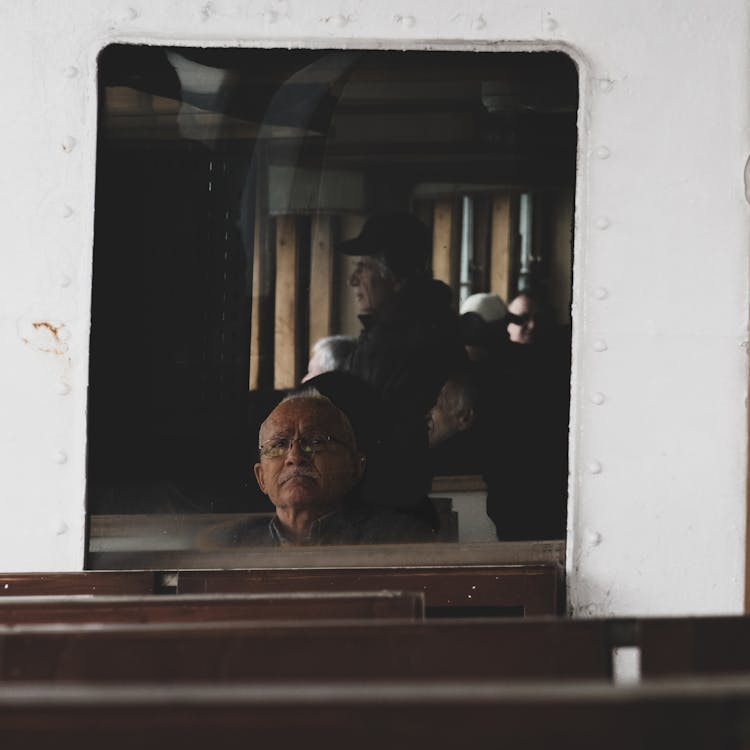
{"left": 285, "top": 439, "right": 311, "bottom": 464}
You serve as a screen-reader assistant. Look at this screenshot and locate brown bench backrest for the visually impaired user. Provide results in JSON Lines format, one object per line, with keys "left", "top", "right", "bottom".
{"left": 1, "top": 677, "right": 749, "bottom": 749}
{"left": 0, "top": 572, "right": 156, "bottom": 596}
{"left": 639, "top": 616, "right": 750, "bottom": 677}
{"left": 0, "top": 618, "right": 610, "bottom": 682}
{"left": 177, "top": 565, "right": 560, "bottom": 616}
{"left": 0, "top": 591, "right": 424, "bottom": 626}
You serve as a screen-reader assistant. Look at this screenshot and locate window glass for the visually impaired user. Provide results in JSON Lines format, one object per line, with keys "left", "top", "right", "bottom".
{"left": 87, "top": 45, "right": 577, "bottom": 564}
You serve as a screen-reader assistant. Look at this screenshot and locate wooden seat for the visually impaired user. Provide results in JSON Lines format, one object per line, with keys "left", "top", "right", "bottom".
{"left": 176, "top": 565, "right": 560, "bottom": 616}
{"left": 0, "top": 591, "right": 424, "bottom": 626}
{"left": 0, "top": 571, "right": 157, "bottom": 596}
{"left": 0, "top": 618, "right": 610, "bottom": 682}
{"left": 638, "top": 615, "right": 750, "bottom": 677}
{"left": 2, "top": 676, "right": 750, "bottom": 749}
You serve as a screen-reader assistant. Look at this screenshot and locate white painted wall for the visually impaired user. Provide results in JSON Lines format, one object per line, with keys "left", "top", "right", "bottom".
{"left": 0, "top": 0, "right": 748, "bottom": 617}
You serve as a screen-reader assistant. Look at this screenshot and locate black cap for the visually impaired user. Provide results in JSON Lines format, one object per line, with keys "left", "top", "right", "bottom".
{"left": 336, "top": 212, "right": 431, "bottom": 281}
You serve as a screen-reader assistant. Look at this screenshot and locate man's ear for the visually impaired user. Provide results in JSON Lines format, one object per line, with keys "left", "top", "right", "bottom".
{"left": 457, "top": 407, "right": 475, "bottom": 433}
{"left": 253, "top": 463, "right": 268, "bottom": 494}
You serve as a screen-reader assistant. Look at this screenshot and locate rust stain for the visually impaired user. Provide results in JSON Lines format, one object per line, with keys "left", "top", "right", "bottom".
{"left": 32, "top": 321, "right": 62, "bottom": 338}
{"left": 21, "top": 321, "right": 68, "bottom": 355}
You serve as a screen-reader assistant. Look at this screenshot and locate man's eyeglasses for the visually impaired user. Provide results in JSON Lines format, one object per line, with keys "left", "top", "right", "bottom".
{"left": 259, "top": 433, "right": 346, "bottom": 459}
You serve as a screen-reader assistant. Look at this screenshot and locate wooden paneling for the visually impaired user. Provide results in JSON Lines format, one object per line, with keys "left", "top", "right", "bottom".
{"left": 274, "top": 215, "right": 299, "bottom": 388}
{"left": 308, "top": 215, "right": 335, "bottom": 348}
{"left": 490, "top": 193, "right": 517, "bottom": 301}
{"left": 432, "top": 198, "right": 459, "bottom": 294}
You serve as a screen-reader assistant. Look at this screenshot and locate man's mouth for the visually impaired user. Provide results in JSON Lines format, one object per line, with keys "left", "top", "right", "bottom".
{"left": 279, "top": 469, "right": 317, "bottom": 485}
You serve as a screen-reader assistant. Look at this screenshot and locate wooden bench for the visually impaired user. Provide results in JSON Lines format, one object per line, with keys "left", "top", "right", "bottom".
{"left": 635, "top": 615, "right": 750, "bottom": 678}
{"left": 0, "top": 591, "right": 424, "bottom": 626}
{"left": 0, "top": 571, "right": 157, "bottom": 596}
{"left": 176, "top": 565, "right": 560, "bottom": 616}
{"left": 1, "top": 676, "right": 750, "bottom": 749}
{"left": 0, "top": 618, "right": 610, "bottom": 682}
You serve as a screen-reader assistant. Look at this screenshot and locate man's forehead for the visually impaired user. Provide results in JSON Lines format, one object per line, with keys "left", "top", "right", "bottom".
{"left": 261, "top": 398, "right": 346, "bottom": 436}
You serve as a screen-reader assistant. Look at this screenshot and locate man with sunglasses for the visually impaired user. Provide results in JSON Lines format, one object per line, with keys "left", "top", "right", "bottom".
{"left": 506, "top": 293, "right": 539, "bottom": 345}
{"left": 208, "top": 390, "right": 432, "bottom": 546}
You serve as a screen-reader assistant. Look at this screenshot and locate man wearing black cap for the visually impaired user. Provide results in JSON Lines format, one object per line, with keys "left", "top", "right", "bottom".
{"left": 337, "top": 212, "right": 466, "bottom": 521}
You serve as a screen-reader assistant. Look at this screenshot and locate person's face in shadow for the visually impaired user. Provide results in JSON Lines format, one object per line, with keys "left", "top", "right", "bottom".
{"left": 349, "top": 256, "right": 397, "bottom": 315}
{"left": 507, "top": 294, "right": 538, "bottom": 345}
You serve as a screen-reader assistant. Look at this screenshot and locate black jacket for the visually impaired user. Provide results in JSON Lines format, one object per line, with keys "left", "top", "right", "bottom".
{"left": 348, "top": 278, "right": 466, "bottom": 513}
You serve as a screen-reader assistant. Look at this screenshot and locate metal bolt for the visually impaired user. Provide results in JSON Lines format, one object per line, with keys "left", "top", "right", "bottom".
{"left": 62, "top": 136, "right": 76, "bottom": 153}
{"left": 590, "top": 392, "right": 606, "bottom": 406}
{"left": 596, "top": 146, "right": 611, "bottom": 159}
{"left": 543, "top": 16, "right": 558, "bottom": 32}
{"left": 61, "top": 205, "right": 74, "bottom": 219}
{"left": 594, "top": 287, "right": 609, "bottom": 300}
{"left": 264, "top": 9, "right": 279, "bottom": 22}
{"left": 472, "top": 16, "right": 486, "bottom": 30}
{"left": 593, "top": 339, "right": 608, "bottom": 352}
{"left": 54, "top": 450, "right": 68, "bottom": 465}
{"left": 63, "top": 66, "right": 79, "bottom": 79}
{"left": 588, "top": 460, "right": 602, "bottom": 475}
{"left": 599, "top": 79, "right": 614, "bottom": 92}
{"left": 596, "top": 216, "right": 611, "bottom": 230}
{"left": 56, "top": 382, "right": 71, "bottom": 396}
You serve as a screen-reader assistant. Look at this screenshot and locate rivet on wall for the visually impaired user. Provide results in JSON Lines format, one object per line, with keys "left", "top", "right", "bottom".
{"left": 471, "top": 16, "right": 486, "bottom": 31}
{"left": 595, "top": 216, "right": 611, "bottom": 230}
{"left": 126, "top": 7, "right": 139, "bottom": 20}
{"left": 590, "top": 392, "right": 606, "bottom": 406}
{"left": 327, "top": 15, "right": 349, "bottom": 28}
{"left": 595, "top": 146, "right": 611, "bottom": 159}
{"left": 61, "top": 205, "right": 74, "bottom": 219}
{"left": 264, "top": 10, "right": 279, "bottom": 23}
{"left": 63, "top": 66, "right": 79, "bottom": 79}
{"left": 395, "top": 15, "right": 416, "bottom": 28}
{"left": 593, "top": 339, "right": 608, "bottom": 352}
{"left": 59, "top": 274, "right": 72, "bottom": 289}
{"left": 61, "top": 136, "right": 76, "bottom": 154}
{"left": 588, "top": 460, "right": 603, "bottom": 475}
{"left": 585, "top": 528, "right": 603, "bottom": 546}
{"left": 56, "top": 382, "right": 71, "bottom": 396}
{"left": 598, "top": 79, "right": 614, "bottom": 93}
{"left": 54, "top": 451, "right": 68, "bottom": 465}
{"left": 594, "top": 287, "right": 608, "bottom": 300}
{"left": 542, "top": 16, "right": 558, "bottom": 32}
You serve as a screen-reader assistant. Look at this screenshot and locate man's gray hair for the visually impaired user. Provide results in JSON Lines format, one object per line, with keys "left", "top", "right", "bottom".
{"left": 261, "top": 388, "right": 357, "bottom": 450}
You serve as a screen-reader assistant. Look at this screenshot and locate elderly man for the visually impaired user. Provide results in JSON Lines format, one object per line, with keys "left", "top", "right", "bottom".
{"left": 206, "top": 390, "right": 431, "bottom": 546}
{"left": 337, "top": 212, "right": 466, "bottom": 522}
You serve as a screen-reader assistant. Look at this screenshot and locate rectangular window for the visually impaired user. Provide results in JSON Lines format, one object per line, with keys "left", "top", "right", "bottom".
{"left": 87, "top": 45, "right": 577, "bottom": 565}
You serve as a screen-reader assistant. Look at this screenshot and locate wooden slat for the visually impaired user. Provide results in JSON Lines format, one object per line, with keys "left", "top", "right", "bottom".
{"left": 176, "top": 565, "right": 560, "bottom": 616}
{"left": 639, "top": 616, "right": 750, "bottom": 678}
{"left": 248, "top": 208, "right": 262, "bottom": 389}
{"left": 273, "top": 215, "right": 299, "bottom": 388}
{"left": 489, "top": 193, "right": 516, "bottom": 301}
{"left": 0, "top": 591, "right": 423, "bottom": 626}
{"left": 2, "top": 678, "right": 749, "bottom": 749}
{"left": 0, "top": 572, "right": 156, "bottom": 597}
{"left": 432, "top": 197, "right": 454, "bottom": 287}
{"left": 0, "top": 618, "right": 610, "bottom": 682}
{"left": 308, "top": 214, "right": 334, "bottom": 347}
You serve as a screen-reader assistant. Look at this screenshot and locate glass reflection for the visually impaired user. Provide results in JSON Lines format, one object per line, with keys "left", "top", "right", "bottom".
{"left": 86, "top": 46, "right": 577, "bottom": 562}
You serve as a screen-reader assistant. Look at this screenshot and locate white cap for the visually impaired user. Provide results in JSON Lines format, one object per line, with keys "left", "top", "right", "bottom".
{"left": 460, "top": 293, "right": 508, "bottom": 323}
